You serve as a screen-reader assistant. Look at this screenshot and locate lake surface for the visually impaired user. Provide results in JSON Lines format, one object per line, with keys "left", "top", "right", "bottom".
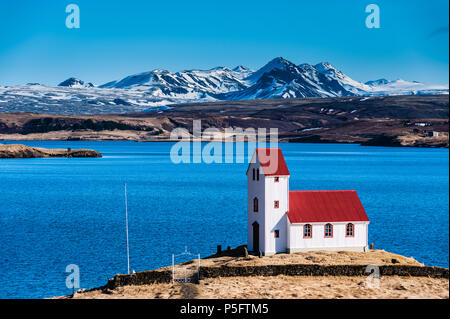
{"left": 0, "top": 141, "right": 448, "bottom": 298}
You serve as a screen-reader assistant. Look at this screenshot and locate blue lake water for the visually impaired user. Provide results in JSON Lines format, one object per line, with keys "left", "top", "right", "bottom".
{"left": 0, "top": 141, "right": 448, "bottom": 298}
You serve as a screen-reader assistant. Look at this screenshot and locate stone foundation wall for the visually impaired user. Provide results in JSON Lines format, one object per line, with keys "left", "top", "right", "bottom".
{"left": 103, "top": 264, "right": 449, "bottom": 290}
{"left": 199, "top": 264, "right": 448, "bottom": 279}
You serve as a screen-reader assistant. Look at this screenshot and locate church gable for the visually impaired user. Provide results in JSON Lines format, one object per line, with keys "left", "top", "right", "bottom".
{"left": 246, "top": 148, "right": 290, "bottom": 177}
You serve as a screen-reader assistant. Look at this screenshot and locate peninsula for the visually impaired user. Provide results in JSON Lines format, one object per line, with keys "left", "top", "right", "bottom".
{"left": 0, "top": 143, "right": 102, "bottom": 158}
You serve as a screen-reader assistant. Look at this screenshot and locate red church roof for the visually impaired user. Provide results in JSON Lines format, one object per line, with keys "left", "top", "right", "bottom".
{"left": 287, "top": 190, "right": 369, "bottom": 223}
{"left": 254, "top": 148, "right": 290, "bottom": 176}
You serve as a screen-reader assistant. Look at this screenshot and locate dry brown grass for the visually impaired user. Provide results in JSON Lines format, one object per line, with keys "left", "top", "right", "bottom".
{"left": 157, "top": 250, "right": 423, "bottom": 271}
{"left": 54, "top": 250, "right": 448, "bottom": 299}
{"left": 67, "top": 276, "right": 448, "bottom": 299}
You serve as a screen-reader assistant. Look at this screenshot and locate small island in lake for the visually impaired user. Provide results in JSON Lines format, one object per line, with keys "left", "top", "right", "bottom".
{"left": 0, "top": 143, "right": 102, "bottom": 158}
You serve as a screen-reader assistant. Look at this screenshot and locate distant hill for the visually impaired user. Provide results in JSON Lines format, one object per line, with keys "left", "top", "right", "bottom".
{"left": 0, "top": 95, "right": 448, "bottom": 148}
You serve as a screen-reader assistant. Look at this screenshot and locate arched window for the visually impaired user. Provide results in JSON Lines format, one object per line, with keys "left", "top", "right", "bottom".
{"left": 253, "top": 197, "right": 258, "bottom": 212}
{"left": 303, "top": 224, "right": 312, "bottom": 238}
{"left": 346, "top": 223, "right": 354, "bottom": 237}
{"left": 324, "top": 223, "right": 333, "bottom": 238}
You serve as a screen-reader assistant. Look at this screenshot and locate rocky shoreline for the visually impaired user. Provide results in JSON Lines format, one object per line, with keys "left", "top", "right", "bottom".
{"left": 0, "top": 143, "right": 102, "bottom": 158}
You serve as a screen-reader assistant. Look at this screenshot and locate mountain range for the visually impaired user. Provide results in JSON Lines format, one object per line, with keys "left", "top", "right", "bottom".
{"left": 0, "top": 57, "right": 447, "bottom": 115}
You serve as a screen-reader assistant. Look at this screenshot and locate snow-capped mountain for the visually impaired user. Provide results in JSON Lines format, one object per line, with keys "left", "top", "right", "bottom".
{"left": 99, "top": 57, "right": 446, "bottom": 101}
{"left": 219, "top": 58, "right": 351, "bottom": 100}
{"left": 99, "top": 66, "right": 252, "bottom": 101}
{"left": 0, "top": 57, "right": 447, "bottom": 114}
{"left": 313, "top": 63, "right": 448, "bottom": 96}
{"left": 58, "top": 77, "right": 94, "bottom": 88}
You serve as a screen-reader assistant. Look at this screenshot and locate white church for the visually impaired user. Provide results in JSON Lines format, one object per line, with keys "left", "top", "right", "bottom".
{"left": 247, "top": 148, "right": 370, "bottom": 255}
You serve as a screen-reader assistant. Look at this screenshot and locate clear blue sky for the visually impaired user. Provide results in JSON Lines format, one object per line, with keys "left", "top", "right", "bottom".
{"left": 0, "top": 0, "right": 448, "bottom": 86}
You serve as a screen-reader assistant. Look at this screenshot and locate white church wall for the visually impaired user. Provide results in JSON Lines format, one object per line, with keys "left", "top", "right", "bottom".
{"left": 287, "top": 221, "right": 369, "bottom": 252}
{"left": 263, "top": 175, "right": 289, "bottom": 255}
{"left": 247, "top": 155, "right": 266, "bottom": 252}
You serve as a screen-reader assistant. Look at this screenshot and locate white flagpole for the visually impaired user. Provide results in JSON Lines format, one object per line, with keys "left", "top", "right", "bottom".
{"left": 124, "top": 182, "right": 130, "bottom": 275}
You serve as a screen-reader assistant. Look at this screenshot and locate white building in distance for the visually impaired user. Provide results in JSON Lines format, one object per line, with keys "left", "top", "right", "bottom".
{"left": 247, "top": 148, "right": 370, "bottom": 255}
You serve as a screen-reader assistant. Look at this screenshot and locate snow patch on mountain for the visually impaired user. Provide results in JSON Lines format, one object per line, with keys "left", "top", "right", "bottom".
{"left": 314, "top": 62, "right": 372, "bottom": 94}
{"left": 363, "top": 79, "right": 449, "bottom": 96}
{"left": 365, "top": 79, "right": 389, "bottom": 86}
